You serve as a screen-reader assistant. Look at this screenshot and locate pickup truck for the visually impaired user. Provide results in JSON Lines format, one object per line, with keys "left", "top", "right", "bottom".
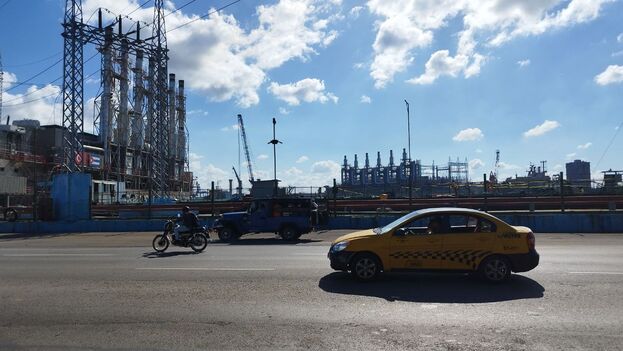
{"left": 212, "top": 198, "right": 317, "bottom": 242}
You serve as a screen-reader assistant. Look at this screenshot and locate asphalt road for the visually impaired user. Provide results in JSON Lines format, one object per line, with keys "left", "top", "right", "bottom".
{"left": 0, "top": 231, "right": 622, "bottom": 351}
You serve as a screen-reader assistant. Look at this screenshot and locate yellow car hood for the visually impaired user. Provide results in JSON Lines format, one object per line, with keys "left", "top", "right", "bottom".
{"left": 512, "top": 225, "right": 533, "bottom": 234}
{"left": 333, "top": 229, "right": 376, "bottom": 244}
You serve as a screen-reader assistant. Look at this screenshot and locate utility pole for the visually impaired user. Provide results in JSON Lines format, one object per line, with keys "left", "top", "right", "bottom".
{"left": 268, "top": 118, "right": 282, "bottom": 197}
{"left": 405, "top": 100, "right": 412, "bottom": 208}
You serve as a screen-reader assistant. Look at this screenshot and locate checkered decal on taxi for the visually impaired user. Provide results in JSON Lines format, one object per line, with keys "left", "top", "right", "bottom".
{"left": 389, "top": 250, "right": 492, "bottom": 268}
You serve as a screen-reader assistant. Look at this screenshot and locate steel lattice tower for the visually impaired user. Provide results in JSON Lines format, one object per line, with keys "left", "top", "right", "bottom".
{"left": 148, "top": 0, "right": 169, "bottom": 195}
{"left": 61, "top": 0, "right": 85, "bottom": 171}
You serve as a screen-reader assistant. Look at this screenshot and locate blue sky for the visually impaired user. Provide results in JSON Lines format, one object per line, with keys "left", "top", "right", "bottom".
{"left": 1, "top": 0, "right": 622, "bottom": 190}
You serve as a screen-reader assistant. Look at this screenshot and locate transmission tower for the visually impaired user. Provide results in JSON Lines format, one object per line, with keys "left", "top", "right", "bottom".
{"left": 148, "top": 0, "right": 169, "bottom": 195}
{"left": 61, "top": 0, "right": 85, "bottom": 172}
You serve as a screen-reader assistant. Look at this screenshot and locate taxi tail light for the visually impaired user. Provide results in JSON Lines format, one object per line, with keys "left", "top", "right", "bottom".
{"left": 527, "top": 232, "right": 535, "bottom": 249}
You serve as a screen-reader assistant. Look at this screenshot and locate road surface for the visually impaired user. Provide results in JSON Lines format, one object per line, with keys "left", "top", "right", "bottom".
{"left": 0, "top": 231, "right": 622, "bottom": 350}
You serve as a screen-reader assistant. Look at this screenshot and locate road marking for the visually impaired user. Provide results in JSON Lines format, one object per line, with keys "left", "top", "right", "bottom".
{"left": 568, "top": 271, "right": 623, "bottom": 275}
{"left": 136, "top": 267, "right": 276, "bottom": 271}
{"left": 3, "top": 253, "right": 114, "bottom": 257}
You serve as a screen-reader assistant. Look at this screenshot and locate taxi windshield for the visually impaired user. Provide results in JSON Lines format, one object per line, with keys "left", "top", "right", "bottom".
{"left": 376, "top": 210, "right": 425, "bottom": 234}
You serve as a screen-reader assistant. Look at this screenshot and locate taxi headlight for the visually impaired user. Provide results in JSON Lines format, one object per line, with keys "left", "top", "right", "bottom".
{"left": 331, "top": 241, "right": 349, "bottom": 253}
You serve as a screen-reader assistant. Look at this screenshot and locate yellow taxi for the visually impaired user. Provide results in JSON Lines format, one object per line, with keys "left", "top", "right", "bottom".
{"left": 328, "top": 208, "right": 539, "bottom": 282}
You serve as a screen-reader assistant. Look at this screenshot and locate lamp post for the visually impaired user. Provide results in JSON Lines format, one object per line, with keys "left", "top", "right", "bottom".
{"left": 268, "top": 117, "right": 282, "bottom": 197}
{"left": 405, "top": 99, "right": 412, "bottom": 208}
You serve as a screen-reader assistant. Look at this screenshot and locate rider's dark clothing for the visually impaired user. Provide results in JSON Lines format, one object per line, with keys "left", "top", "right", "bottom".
{"left": 182, "top": 211, "right": 199, "bottom": 229}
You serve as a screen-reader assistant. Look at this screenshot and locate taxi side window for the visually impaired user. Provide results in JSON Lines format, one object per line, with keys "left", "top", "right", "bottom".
{"left": 447, "top": 215, "right": 496, "bottom": 233}
{"left": 399, "top": 215, "right": 447, "bottom": 235}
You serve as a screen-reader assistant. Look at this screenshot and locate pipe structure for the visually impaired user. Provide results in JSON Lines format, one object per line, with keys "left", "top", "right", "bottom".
{"left": 118, "top": 39, "right": 130, "bottom": 147}
{"left": 130, "top": 50, "right": 144, "bottom": 150}
{"left": 168, "top": 73, "right": 176, "bottom": 162}
{"left": 176, "top": 80, "right": 186, "bottom": 176}
{"left": 145, "top": 57, "right": 155, "bottom": 147}
{"left": 100, "top": 26, "right": 114, "bottom": 176}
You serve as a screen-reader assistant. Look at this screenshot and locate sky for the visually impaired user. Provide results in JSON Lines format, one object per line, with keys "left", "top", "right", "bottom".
{"left": 0, "top": 0, "right": 622, "bottom": 190}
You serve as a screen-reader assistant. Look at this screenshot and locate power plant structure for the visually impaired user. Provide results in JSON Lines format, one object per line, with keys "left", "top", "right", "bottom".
{"left": 59, "top": 0, "right": 191, "bottom": 203}
{"left": 340, "top": 148, "right": 469, "bottom": 197}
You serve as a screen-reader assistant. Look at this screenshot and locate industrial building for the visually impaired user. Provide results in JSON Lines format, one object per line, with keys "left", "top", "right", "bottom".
{"left": 340, "top": 148, "right": 469, "bottom": 197}
{"left": 566, "top": 160, "right": 591, "bottom": 189}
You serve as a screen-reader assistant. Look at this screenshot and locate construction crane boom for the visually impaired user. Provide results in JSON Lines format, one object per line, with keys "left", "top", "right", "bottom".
{"left": 237, "top": 114, "right": 254, "bottom": 182}
{"left": 232, "top": 166, "right": 242, "bottom": 195}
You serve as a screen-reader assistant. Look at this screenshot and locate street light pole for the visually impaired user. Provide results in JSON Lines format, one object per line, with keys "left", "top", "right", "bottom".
{"left": 268, "top": 117, "right": 282, "bottom": 197}
{"left": 405, "top": 100, "right": 412, "bottom": 208}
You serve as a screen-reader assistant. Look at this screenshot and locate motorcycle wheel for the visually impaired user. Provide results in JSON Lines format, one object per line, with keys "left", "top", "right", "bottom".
{"left": 190, "top": 233, "right": 208, "bottom": 253}
{"left": 152, "top": 234, "right": 169, "bottom": 253}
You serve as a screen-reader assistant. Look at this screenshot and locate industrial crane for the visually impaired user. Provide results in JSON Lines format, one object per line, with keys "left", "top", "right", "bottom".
{"left": 237, "top": 114, "right": 254, "bottom": 182}
{"left": 232, "top": 166, "right": 243, "bottom": 195}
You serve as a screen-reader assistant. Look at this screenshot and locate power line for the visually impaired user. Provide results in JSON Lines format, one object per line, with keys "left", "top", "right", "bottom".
{"left": 3, "top": 69, "right": 100, "bottom": 108}
{"left": 0, "top": 0, "right": 11, "bottom": 11}
{"left": 4, "top": 57, "right": 63, "bottom": 93}
{"left": 2, "top": 51, "right": 62, "bottom": 68}
{"left": 126, "top": 0, "right": 152, "bottom": 17}
{"left": 3, "top": 52, "right": 100, "bottom": 104}
{"left": 167, "top": 0, "right": 241, "bottom": 33}
{"left": 595, "top": 120, "right": 623, "bottom": 169}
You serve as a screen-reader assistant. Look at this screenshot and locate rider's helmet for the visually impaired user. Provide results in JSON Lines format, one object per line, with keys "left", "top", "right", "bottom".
{"left": 182, "top": 206, "right": 190, "bottom": 213}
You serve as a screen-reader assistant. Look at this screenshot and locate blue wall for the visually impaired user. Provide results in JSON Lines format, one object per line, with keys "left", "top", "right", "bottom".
{"left": 0, "top": 212, "right": 621, "bottom": 234}
{"left": 51, "top": 173, "right": 92, "bottom": 221}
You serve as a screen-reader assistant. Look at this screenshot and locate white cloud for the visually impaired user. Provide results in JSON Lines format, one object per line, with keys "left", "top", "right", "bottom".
{"left": 188, "top": 152, "right": 229, "bottom": 188}
{"left": 350, "top": 6, "right": 364, "bottom": 18}
{"left": 353, "top": 62, "right": 365, "bottom": 69}
{"left": 612, "top": 50, "right": 623, "bottom": 57}
{"left": 360, "top": 95, "right": 372, "bottom": 103}
{"left": 577, "top": 142, "right": 592, "bottom": 149}
{"left": 617, "top": 32, "right": 623, "bottom": 43}
{"left": 523, "top": 120, "right": 560, "bottom": 138}
{"left": 83, "top": 0, "right": 342, "bottom": 108}
{"left": 367, "top": 0, "right": 613, "bottom": 87}
{"left": 296, "top": 155, "right": 309, "bottom": 163}
{"left": 517, "top": 59, "right": 531, "bottom": 67}
{"left": 311, "top": 160, "right": 341, "bottom": 174}
{"left": 475, "top": 148, "right": 483, "bottom": 153}
{"left": 469, "top": 158, "right": 485, "bottom": 173}
{"left": 1, "top": 74, "right": 63, "bottom": 126}
{"left": 257, "top": 154, "right": 269, "bottom": 160}
{"left": 566, "top": 152, "right": 577, "bottom": 159}
{"left": 453, "top": 127, "right": 484, "bottom": 142}
{"left": 498, "top": 162, "right": 521, "bottom": 170}
{"left": 220, "top": 124, "right": 239, "bottom": 132}
{"left": 268, "top": 78, "right": 338, "bottom": 106}
{"left": 278, "top": 107, "right": 290, "bottom": 115}
{"left": 595, "top": 65, "right": 623, "bottom": 85}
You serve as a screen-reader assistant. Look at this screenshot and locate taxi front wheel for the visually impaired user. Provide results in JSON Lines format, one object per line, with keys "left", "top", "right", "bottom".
{"left": 350, "top": 253, "right": 381, "bottom": 281}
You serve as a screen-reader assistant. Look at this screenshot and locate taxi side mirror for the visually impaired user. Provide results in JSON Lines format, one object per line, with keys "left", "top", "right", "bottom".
{"left": 394, "top": 228, "right": 408, "bottom": 236}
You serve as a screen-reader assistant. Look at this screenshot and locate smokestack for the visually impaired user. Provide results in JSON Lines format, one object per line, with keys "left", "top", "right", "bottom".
{"left": 168, "top": 73, "right": 177, "bottom": 160}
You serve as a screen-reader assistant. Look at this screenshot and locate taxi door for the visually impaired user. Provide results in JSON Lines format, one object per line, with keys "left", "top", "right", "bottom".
{"left": 441, "top": 214, "right": 495, "bottom": 271}
{"left": 387, "top": 215, "right": 444, "bottom": 270}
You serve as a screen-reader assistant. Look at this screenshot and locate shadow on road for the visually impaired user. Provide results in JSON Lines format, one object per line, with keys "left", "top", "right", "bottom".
{"left": 142, "top": 251, "right": 201, "bottom": 258}
{"left": 216, "top": 238, "right": 322, "bottom": 245}
{"left": 318, "top": 272, "right": 544, "bottom": 303}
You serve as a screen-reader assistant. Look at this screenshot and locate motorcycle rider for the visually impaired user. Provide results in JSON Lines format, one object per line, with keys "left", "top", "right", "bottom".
{"left": 173, "top": 206, "right": 200, "bottom": 242}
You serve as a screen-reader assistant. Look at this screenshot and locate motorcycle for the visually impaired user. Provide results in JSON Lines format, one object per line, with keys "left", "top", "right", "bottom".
{"left": 152, "top": 215, "right": 209, "bottom": 253}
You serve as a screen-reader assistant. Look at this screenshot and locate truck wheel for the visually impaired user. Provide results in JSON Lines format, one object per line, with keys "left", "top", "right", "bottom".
{"left": 280, "top": 226, "right": 299, "bottom": 241}
{"left": 4, "top": 208, "right": 18, "bottom": 222}
{"left": 218, "top": 226, "right": 238, "bottom": 243}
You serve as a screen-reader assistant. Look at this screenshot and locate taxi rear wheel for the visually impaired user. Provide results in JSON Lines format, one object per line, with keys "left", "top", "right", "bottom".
{"left": 479, "top": 255, "right": 511, "bottom": 283}
{"left": 350, "top": 253, "right": 381, "bottom": 281}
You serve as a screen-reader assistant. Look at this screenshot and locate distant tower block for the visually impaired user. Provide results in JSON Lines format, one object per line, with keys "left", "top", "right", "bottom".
{"left": 376, "top": 152, "right": 381, "bottom": 168}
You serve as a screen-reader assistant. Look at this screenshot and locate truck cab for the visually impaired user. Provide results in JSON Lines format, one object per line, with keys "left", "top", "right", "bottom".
{"left": 213, "top": 198, "right": 317, "bottom": 242}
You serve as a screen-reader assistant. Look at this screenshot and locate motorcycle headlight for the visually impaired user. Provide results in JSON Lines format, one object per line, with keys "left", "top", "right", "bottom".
{"left": 331, "top": 241, "right": 349, "bottom": 253}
